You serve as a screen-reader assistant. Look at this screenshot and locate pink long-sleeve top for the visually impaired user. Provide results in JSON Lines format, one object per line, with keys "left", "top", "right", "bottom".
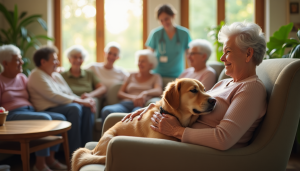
{"left": 0, "top": 73, "right": 32, "bottom": 111}
{"left": 179, "top": 66, "right": 216, "bottom": 91}
{"left": 182, "top": 75, "right": 267, "bottom": 150}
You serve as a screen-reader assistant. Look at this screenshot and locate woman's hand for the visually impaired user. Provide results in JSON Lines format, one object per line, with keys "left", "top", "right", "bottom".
{"left": 81, "top": 93, "right": 91, "bottom": 99}
{"left": 150, "top": 112, "right": 185, "bottom": 140}
{"left": 75, "top": 98, "right": 96, "bottom": 113}
{"left": 121, "top": 103, "right": 156, "bottom": 122}
{"left": 133, "top": 93, "right": 147, "bottom": 107}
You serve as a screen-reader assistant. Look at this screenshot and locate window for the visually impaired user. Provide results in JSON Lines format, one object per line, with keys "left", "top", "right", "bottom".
{"left": 189, "top": 0, "right": 217, "bottom": 61}
{"left": 104, "top": 0, "right": 143, "bottom": 71}
{"left": 225, "top": 0, "right": 254, "bottom": 24}
{"left": 62, "top": 0, "right": 96, "bottom": 69}
{"left": 60, "top": 0, "right": 143, "bottom": 71}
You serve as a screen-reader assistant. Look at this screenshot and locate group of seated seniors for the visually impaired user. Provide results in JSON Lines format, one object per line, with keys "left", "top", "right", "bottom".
{"left": 101, "top": 49, "right": 163, "bottom": 123}
{"left": 26, "top": 46, "right": 95, "bottom": 155}
{"left": 0, "top": 45, "right": 67, "bottom": 171}
{"left": 61, "top": 45, "right": 107, "bottom": 99}
{"left": 179, "top": 39, "right": 216, "bottom": 90}
{"left": 125, "top": 22, "right": 267, "bottom": 150}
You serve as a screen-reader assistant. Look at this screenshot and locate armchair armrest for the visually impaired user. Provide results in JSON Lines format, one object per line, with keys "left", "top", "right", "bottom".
{"left": 105, "top": 136, "right": 272, "bottom": 171}
{"left": 105, "top": 83, "right": 123, "bottom": 105}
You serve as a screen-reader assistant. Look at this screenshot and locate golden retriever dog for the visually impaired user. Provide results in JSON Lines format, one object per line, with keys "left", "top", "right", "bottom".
{"left": 71, "top": 78, "right": 216, "bottom": 171}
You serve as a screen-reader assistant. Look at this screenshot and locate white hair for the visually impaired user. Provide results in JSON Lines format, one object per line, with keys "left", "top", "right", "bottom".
{"left": 135, "top": 49, "right": 158, "bottom": 69}
{"left": 0, "top": 44, "right": 21, "bottom": 65}
{"left": 65, "top": 45, "right": 88, "bottom": 60}
{"left": 218, "top": 22, "right": 266, "bottom": 66}
{"left": 104, "top": 42, "right": 121, "bottom": 54}
{"left": 189, "top": 39, "right": 213, "bottom": 61}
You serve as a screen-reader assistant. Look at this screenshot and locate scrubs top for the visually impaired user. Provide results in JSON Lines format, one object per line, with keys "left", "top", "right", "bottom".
{"left": 146, "top": 25, "right": 192, "bottom": 78}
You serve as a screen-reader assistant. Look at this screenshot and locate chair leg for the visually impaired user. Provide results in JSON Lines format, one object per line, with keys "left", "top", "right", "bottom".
{"left": 20, "top": 140, "right": 30, "bottom": 171}
{"left": 62, "top": 132, "right": 71, "bottom": 170}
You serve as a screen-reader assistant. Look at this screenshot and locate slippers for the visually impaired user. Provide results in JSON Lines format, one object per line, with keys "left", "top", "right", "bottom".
{"left": 48, "top": 160, "right": 67, "bottom": 170}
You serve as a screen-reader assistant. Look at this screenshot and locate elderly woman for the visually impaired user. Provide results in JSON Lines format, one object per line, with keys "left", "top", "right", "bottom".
{"left": 101, "top": 49, "right": 163, "bottom": 123}
{"left": 0, "top": 45, "right": 66, "bottom": 171}
{"left": 179, "top": 39, "right": 216, "bottom": 90}
{"left": 87, "top": 42, "right": 129, "bottom": 89}
{"left": 125, "top": 22, "right": 267, "bottom": 150}
{"left": 27, "top": 46, "right": 95, "bottom": 154}
{"left": 61, "top": 45, "right": 106, "bottom": 98}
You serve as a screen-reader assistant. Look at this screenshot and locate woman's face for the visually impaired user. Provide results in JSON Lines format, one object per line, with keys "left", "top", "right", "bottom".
{"left": 69, "top": 53, "right": 84, "bottom": 69}
{"left": 158, "top": 12, "right": 174, "bottom": 30}
{"left": 138, "top": 55, "right": 153, "bottom": 73}
{"left": 105, "top": 47, "right": 119, "bottom": 65}
{"left": 220, "top": 36, "right": 248, "bottom": 79}
{"left": 42, "top": 53, "right": 60, "bottom": 74}
{"left": 4, "top": 54, "right": 23, "bottom": 76}
{"left": 188, "top": 47, "right": 206, "bottom": 68}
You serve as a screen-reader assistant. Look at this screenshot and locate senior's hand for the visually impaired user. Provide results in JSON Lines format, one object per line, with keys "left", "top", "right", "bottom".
{"left": 121, "top": 103, "right": 156, "bottom": 122}
{"left": 133, "top": 93, "right": 146, "bottom": 107}
{"left": 80, "top": 98, "right": 96, "bottom": 113}
{"left": 150, "top": 112, "right": 185, "bottom": 140}
{"left": 81, "top": 93, "right": 91, "bottom": 99}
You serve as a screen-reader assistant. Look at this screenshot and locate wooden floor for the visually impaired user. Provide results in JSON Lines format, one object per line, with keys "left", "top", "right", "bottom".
{"left": 0, "top": 148, "right": 300, "bottom": 171}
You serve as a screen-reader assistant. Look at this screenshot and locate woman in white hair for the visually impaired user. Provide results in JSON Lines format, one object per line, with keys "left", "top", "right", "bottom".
{"left": 125, "top": 22, "right": 267, "bottom": 150}
{"left": 179, "top": 39, "right": 216, "bottom": 90}
{"left": 0, "top": 45, "right": 67, "bottom": 171}
{"left": 87, "top": 42, "right": 129, "bottom": 89}
{"left": 61, "top": 45, "right": 107, "bottom": 98}
{"left": 101, "top": 49, "right": 163, "bottom": 123}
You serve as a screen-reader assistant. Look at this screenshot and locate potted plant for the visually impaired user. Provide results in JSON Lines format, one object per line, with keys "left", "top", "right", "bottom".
{"left": 266, "top": 22, "right": 300, "bottom": 59}
{"left": 0, "top": 3, "right": 53, "bottom": 75}
{"left": 207, "top": 21, "right": 225, "bottom": 62}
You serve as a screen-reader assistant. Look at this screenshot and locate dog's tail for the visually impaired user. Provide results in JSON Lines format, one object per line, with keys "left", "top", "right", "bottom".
{"left": 71, "top": 148, "right": 106, "bottom": 171}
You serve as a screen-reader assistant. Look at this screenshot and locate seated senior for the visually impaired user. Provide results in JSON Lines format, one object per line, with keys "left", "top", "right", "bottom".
{"left": 0, "top": 45, "right": 66, "bottom": 171}
{"left": 101, "top": 49, "right": 163, "bottom": 123}
{"left": 27, "top": 46, "right": 95, "bottom": 153}
{"left": 61, "top": 45, "right": 107, "bottom": 98}
{"left": 125, "top": 22, "right": 267, "bottom": 150}
{"left": 179, "top": 39, "right": 216, "bottom": 90}
{"left": 86, "top": 42, "right": 129, "bottom": 89}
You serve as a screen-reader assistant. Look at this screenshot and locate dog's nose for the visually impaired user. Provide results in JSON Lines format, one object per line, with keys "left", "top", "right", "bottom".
{"left": 208, "top": 97, "right": 216, "bottom": 105}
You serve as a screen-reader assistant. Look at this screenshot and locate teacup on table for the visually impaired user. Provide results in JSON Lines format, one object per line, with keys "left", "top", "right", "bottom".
{"left": 0, "top": 111, "right": 8, "bottom": 126}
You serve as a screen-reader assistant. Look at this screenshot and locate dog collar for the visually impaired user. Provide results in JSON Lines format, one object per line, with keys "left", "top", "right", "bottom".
{"left": 159, "top": 106, "right": 181, "bottom": 123}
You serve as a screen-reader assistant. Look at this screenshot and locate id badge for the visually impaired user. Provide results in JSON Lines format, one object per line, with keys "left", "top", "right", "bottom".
{"left": 160, "top": 56, "right": 168, "bottom": 63}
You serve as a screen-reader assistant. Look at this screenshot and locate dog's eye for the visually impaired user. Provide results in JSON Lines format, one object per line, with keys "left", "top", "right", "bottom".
{"left": 204, "top": 88, "right": 206, "bottom": 92}
{"left": 190, "top": 89, "right": 198, "bottom": 93}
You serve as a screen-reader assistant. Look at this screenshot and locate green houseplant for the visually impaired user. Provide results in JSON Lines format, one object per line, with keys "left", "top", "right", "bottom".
{"left": 0, "top": 3, "right": 53, "bottom": 75}
{"left": 207, "top": 21, "right": 225, "bottom": 62}
{"left": 266, "top": 22, "right": 300, "bottom": 59}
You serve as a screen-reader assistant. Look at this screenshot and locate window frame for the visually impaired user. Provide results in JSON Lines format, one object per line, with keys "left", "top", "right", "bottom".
{"left": 54, "top": 0, "right": 148, "bottom": 65}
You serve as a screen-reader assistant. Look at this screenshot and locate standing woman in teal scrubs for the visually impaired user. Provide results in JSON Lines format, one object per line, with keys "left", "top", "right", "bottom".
{"left": 146, "top": 4, "right": 192, "bottom": 78}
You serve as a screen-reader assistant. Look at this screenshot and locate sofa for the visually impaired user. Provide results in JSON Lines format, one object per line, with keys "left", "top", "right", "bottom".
{"left": 80, "top": 58, "right": 300, "bottom": 171}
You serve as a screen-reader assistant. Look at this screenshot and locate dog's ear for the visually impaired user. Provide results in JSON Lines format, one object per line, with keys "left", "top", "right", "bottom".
{"left": 162, "top": 80, "right": 181, "bottom": 109}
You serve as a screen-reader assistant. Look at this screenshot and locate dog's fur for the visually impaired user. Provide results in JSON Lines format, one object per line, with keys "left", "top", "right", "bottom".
{"left": 71, "top": 78, "right": 216, "bottom": 171}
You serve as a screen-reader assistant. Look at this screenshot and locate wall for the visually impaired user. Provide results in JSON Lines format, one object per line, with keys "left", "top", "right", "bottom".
{"left": 0, "top": 0, "right": 54, "bottom": 69}
{"left": 147, "top": 0, "right": 180, "bottom": 35}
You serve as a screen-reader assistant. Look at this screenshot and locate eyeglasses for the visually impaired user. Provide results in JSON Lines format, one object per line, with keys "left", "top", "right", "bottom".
{"left": 188, "top": 52, "right": 203, "bottom": 56}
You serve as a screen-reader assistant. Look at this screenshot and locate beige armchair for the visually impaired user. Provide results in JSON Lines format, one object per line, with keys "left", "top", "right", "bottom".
{"left": 80, "top": 58, "right": 300, "bottom": 171}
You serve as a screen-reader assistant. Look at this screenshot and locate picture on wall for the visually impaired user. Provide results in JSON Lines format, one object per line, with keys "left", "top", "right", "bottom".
{"left": 290, "top": 2, "right": 299, "bottom": 14}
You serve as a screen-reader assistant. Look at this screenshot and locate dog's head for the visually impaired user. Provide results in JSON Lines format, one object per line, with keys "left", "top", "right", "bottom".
{"left": 161, "top": 78, "right": 216, "bottom": 126}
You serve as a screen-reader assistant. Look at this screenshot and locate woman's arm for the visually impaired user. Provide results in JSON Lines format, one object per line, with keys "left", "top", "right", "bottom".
{"left": 182, "top": 83, "right": 267, "bottom": 150}
{"left": 27, "top": 71, "right": 75, "bottom": 104}
{"left": 81, "top": 83, "right": 107, "bottom": 99}
{"left": 117, "top": 77, "right": 137, "bottom": 101}
{"left": 139, "top": 83, "right": 162, "bottom": 97}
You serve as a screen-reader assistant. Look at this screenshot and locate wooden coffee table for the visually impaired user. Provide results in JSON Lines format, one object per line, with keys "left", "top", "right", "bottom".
{"left": 0, "top": 120, "right": 71, "bottom": 171}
